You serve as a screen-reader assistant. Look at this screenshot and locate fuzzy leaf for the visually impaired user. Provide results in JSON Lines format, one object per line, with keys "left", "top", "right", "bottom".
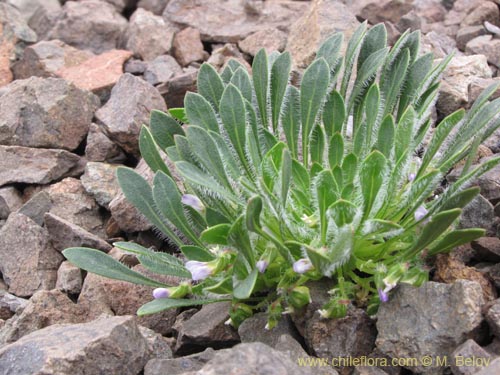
{"left": 360, "top": 151, "right": 387, "bottom": 217}
{"left": 185, "top": 92, "right": 220, "bottom": 133}
{"left": 181, "top": 245, "right": 216, "bottom": 262}
{"left": 138, "top": 298, "right": 228, "bottom": 316}
{"left": 253, "top": 49, "right": 269, "bottom": 128}
{"left": 139, "top": 125, "right": 171, "bottom": 177}
{"left": 271, "top": 52, "right": 292, "bottom": 132}
{"left": 150, "top": 110, "right": 184, "bottom": 150}
{"left": 198, "top": 63, "right": 225, "bottom": 110}
{"left": 282, "top": 86, "right": 301, "bottom": 159}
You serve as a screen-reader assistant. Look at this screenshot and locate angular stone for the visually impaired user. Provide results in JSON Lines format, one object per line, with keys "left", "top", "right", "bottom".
{"left": 48, "top": 0, "right": 128, "bottom": 54}
{"left": 469, "top": 78, "right": 500, "bottom": 114}
{"left": 238, "top": 312, "right": 300, "bottom": 349}
{"left": 139, "top": 325, "right": 173, "bottom": 361}
{"left": 421, "top": 30, "right": 458, "bottom": 59}
{"left": 0, "top": 316, "right": 153, "bottom": 375}
{"left": 12, "top": 39, "right": 94, "bottom": 79}
{"left": 174, "top": 302, "right": 240, "bottom": 355}
{"left": 126, "top": 8, "right": 176, "bottom": 61}
{"left": 44, "top": 213, "right": 111, "bottom": 253}
{"left": 163, "top": 0, "right": 307, "bottom": 43}
{"left": 27, "top": 1, "right": 60, "bottom": 41}
{"left": 56, "top": 49, "right": 132, "bottom": 99}
{"left": 286, "top": 0, "right": 359, "bottom": 69}
{"left": 486, "top": 299, "right": 500, "bottom": 337}
{"left": 144, "top": 54, "right": 183, "bottom": 86}
{"left": 17, "top": 191, "right": 50, "bottom": 226}
{"left": 207, "top": 43, "right": 250, "bottom": 72}
{"left": 461, "top": 1, "right": 500, "bottom": 27}
{"left": 56, "top": 261, "right": 83, "bottom": 295}
{"left": 456, "top": 25, "right": 487, "bottom": 51}
{"left": 376, "top": 280, "right": 485, "bottom": 373}
{"left": 0, "top": 213, "right": 63, "bottom": 297}
{"left": 0, "top": 290, "right": 27, "bottom": 320}
{"left": 95, "top": 73, "right": 167, "bottom": 155}
{"left": 77, "top": 266, "right": 180, "bottom": 335}
{"left": 451, "top": 339, "right": 493, "bottom": 375}
{"left": 4, "top": 0, "right": 60, "bottom": 22}
{"left": 102, "top": 0, "right": 137, "bottom": 13}
{"left": 0, "top": 289, "right": 86, "bottom": 345}
{"left": 473, "top": 358, "right": 500, "bottom": 375}
{"left": 466, "top": 35, "right": 500, "bottom": 69}
{"left": 239, "top": 28, "right": 287, "bottom": 57}
{"left": 157, "top": 67, "right": 197, "bottom": 108}
{"left": 124, "top": 58, "right": 147, "bottom": 75}
{"left": 173, "top": 27, "right": 207, "bottom": 66}
{"left": 0, "top": 186, "right": 22, "bottom": 220}
{"left": 0, "top": 77, "right": 100, "bottom": 150}
{"left": 472, "top": 237, "right": 500, "bottom": 263}
{"left": 144, "top": 348, "right": 215, "bottom": 375}
{"left": 138, "top": 0, "right": 169, "bottom": 15}
{"left": 80, "top": 162, "right": 120, "bottom": 209}
{"left": 358, "top": 0, "right": 413, "bottom": 24}
{"left": 85, "top": 123, "right": 126, "bottom": 163}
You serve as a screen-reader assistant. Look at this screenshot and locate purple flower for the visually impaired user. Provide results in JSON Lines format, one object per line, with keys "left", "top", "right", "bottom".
{"left": 293, "top": 258, "right": 313, "bottom": 274}
{"left": 153, "top": 288, "right": 170, "bottom": 299}
{"left": 256, "top": 260, "right": 269, "bottom": 274}
{"left": 408, "top": 173, "right": 416, "bottom": 182}
{"left": 181, "top": 194, "right": 205, "bottom": 212}
{"left": 378, "top": 288, "right": 389, "bottom": 303}
{"left": 185, "top": 260, "right": 213, "bottom": 281}
{"left": 414, "top": 205, "right": 428, "bottom": 222}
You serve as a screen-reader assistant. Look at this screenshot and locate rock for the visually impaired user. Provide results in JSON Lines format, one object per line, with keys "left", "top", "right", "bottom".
{"left": 238, "top": 312, "right": 300, "bottom": 348}
{"left": 0, "top": 289, "right": 86, "bottom": 345}
{"left": 144, "top": 54, "right": 183, "bottom": 86}
{"left": 353, "top": 366, "right": 390, "bottom": 375}
{"left": 12, "top": 39, "right": 94, "bottom": 79}
{"left": 358, "top": 0, "right": 413, "bottom": 24}
{"left": 421, "top": 30, "right": 458, "bottom": 58}
{"left": 461, "top": 1, "right": 500, "bottom": 27}
{"left": 456, "top": 25, "right": 487, "bottom": 51}
{"left": 207, "top": 43, "right": 250, "bottom": 72}
{"left": 445, "top": 0, "right": 485, "bottom": 28}
{"left": 473, "top": 358, "right": 500, "bottom": 375}
{"left": 0, "top": 213, "right": 63, "bottom": 297}
{"left": 485, "top": 20, "right": 500, "bottom": 36}
{"left": 95, "top": 73, "right": 167, "bottom": 155}
{"left": 56, "top": 261, "right": 83, "bottom": 295}
{"left": 486, "top": 299, "right": 500, "bottom": 337}
{"left": 0, "top": 186, "right": 22, "bottom": 220}
{"left": 286, "top": 0, "right": 359, "bottom": 69}
{"left": 304, "top": 307, "right": 377, "bottom": 372}
{"left": 138, "top": 0, "right": 169, "bottom": 15}
{"left": 0, "top": 3, "right": 37, "bottom": 87}
{"left": 466, "top": 35, "right": 500, "bottom": 69}
{"left": 474, "top": 160, "right": 500, "bottom": 204}
{"left": 434, "top": 254, "right": 496, "bottom": 302}
{"left": 0, "top": 146, "right": 80, "bottom": 187}
{"left": 174, "top": 302, "right": 240, "bottom": 355}
{"left": 4, "top": 0, "right": 60, "bottom": 22}
{"left": 17, "top": 191, "right": 51, "bottom": 226}
{"left": 126, "top": 8, "right": 176, "bottom": 61}
{"left": 44, "top": 213, "right": 111, "bottom": 253}
{"left": 0, "top": 77, "right": 100, "bottom": 150}
{"left": 139, "top": 325, "right": 173, "bottom": 360}
{"left": 436, "top": 54, "right": 492, "bottom": 116}
{"left": 468, "top": 78, "right": 500, "bottom": 114}
{"left": 163, "top": 0, "right": 307, "bottom": 44}
{"left": 239, "top": 28, "right": 288, "bottom": 57}
{"left": 144, "top": 348, "right": 216, "bottom": 375}
{"left": 414, "top": 0, "right": 447, "bottom": 23}
{"left": 45, "top": 178, "right": 106, "bottom": 237}
{"left": 77, "top": 266, "right": 180, "bottom": 335}
{"left": 376, "top": 280, "right": 485, "bottom": 373}
{"left": 85, "top": 123, "right": 127, "bottom": 163}
{"left": 48, "top": 0, "right": 128, "bottom": 54}
{"left": 0, "top": 315, "right": 155, "bottom": 375}
{"left": 124, "top": 58, "right": 147, "bottom": 74}
{"left": 173, "top": 27, "right": 207, "bottom": 66}
{"left": 80, "top": 162, "right": 120, "bottom": 209}
{"left": 0, "top": 290, "right": 27, "bottom": 320}
{"left": 472, "top": 238, "right": 500, "bottom": 263}
{"left": 451, "top": 339, "right": 493, "bottom": 375}
{"left": 156, "top": 67, "right": 198, "bottom": 108}
{"left": 56, "top": 49, "right": 132, "bottom": 100}
{"left": 102, "top": 0, "right": 137, "bottom": 13}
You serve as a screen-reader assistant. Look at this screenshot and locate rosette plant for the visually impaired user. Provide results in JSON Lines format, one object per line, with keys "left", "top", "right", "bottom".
{"left": 64, "top": 22, "right": 500, "bottom": 328}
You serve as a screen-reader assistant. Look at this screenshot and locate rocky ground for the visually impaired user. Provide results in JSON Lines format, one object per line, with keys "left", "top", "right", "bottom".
{"left": 1, "top": 0, "right": 500, "bottom": 374}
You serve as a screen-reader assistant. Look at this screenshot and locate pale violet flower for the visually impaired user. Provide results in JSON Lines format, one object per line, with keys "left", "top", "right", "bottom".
{"left": 256, "top": 260, "right": 269, "bottom": 273}
{"left": 414, "top": 205, "right": 428, "bottom": 222}
{"left": 408, "top": 173, "right": 416, "bottom": 182}
{"left": 181, "top": 194, "right": 205, "bottom": 213}
{"left": 153, "top": 288, "right": 170, "bottom": 299}
{"left": 185, "top": 260, "right": 213, "bottom": 281}
{"left": 378, "top": 288, "right": 389, "bottom": 303}
{"left": 293, "top": 258, "right": 313, "bottom": 274}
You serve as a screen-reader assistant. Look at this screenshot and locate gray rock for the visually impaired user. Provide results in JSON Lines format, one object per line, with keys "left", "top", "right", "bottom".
{"left": 471, "top": 237, "right": 500, "bottom": 263}
{"left": 102, "top": 0, "right": 137, "bottom": 13}
{"left": 238, "top": 312, "right": 300, "bottom": 349}
{"left": 163, "top": 0, "right": 307, "bottom": 44}
{"left": 461, "top": 1, "right": 499, "bottom": 27}
{"left": 124, "top": 58, "right": 147, "bottom": 74}
{"left": 466, "top": 35, "right": 500, "bottom": 69}
{"left": 451, "top": 339, "right": 492, "bottom": 375}
{"left": 485, "top": 299, "right": 500, "bottom": 337}
{"left": 472, "top": 358, "right": 500, "bottom": 375}
{"left": 12, "top": 39, "right": 94, "bottom": 79}
{"left": 456, "top": 25, "right": 487, "bottom": 51}
{"left": 239, "top": 28, "right": 288, "bottom": 57}
{"left": 139, "top": 325, "right": 173, "bottom": 360}
{"left": 286, "top": 0, "right": 359, "bottom": 69}
{"left": 138, "top": 0, "right": 169, "bottom": 15}
{"left": 173, "top": 27, "right": 207, "bottom": 66}
{"left": 144, "top": 54, "right": 183, "bottom": 85}
{"left": 80, "top": 162, "right": 120, "bottom": 208}
{"left": 0, "top": 213, "right": 63, "bottom": 297}
{"left": 144, "top": 348, "right": 215, "bottom": 375}
{"left": 353, "top": 366, "right": 390, "bottom": 375}
{"left": 174, "top": 302, "right": 240, "bottom": 355}
{"left": 0, "top": 289, "right": 86, "bottom": 345}
{"left": 3, "top": 0, "right": 60, "bottom": 22}
{"left": 85, "top": 123, "right": 126, "bottom": 163}
{"left": 26, "top": 0, "right": 60, "bottom": 41}
{"left": 157, "top": 67, "right": 197, "bottom": 108}
{"left": 357, "top": 0, "right": 413, "bottom": 24}
{"left": 17, "top": 191, "right": 51, "bottom": 226}
{"left": 0, "top": 186, "right": 22, "bottom": 220}
{"left": 421, "top": 30, "right": 458, "bottom": 58}
{"left": 0, "top": 290, "right": 28, "bottom": 320}
{"left": 0, "top": 77, "right": 100, "bottom": 150}
{"left": 48, "top": 0, "right": 128, "bottom": 54}
{"left": 376, "top": 280, "right": 485, "bottom": 373}
{"left": 460, "top": 195, "right": 496, "bottom": 235}
{"left": 44, "top": 213, "right": 111, "bottom": 253}
{"left": 56, "top": 261, "right": 83, "bottom": 295}
{"left": 95, "top": 73, "right": 167, "bottom": 155}
{"left": 0, "top": 316, "right": 153, "bottom": 375}
{"left": 125, "top": 8, "right": 176, "bottom": 61}
{"left": 206, "top": 43, "right": 250, "bottom": 72}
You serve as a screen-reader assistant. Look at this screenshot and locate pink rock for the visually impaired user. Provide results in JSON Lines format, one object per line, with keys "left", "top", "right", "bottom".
{"left": 173, "top": 27, "right": 207, "bottom": 66}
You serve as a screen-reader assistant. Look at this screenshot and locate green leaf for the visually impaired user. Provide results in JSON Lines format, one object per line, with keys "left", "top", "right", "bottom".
{"left": 114, "top": 241, "right": 183, "bottom": 266}
{"left": 270, "top": 52, "right": 292, "bottom": 132}
{"left": 427, "top": 229, "right": 486, "bottom": 256}
{"left": 301, "top": 58, "right": 330, "bottom": 166}
{"left": 169, "top": 108, "right": 188, "bottom": 123}
{"left": 398, "top": 53, "right": 433, "bottom": 118}
{"left": 150, "top": 110, "right": 184, "bottom": 150}
{"left": 316, "top": 32, "right": 343, "bottom": 70}
{"left": 437, "top": 186, "right": 480, "bottom": 213}
{"left": 200, "top": 224, "right": 231, "bottom": 245}
{"left": 137, "top": 254, "right": 191, "bottom": 278}
{"left": 233, "top": 265, "right": 258, "bottom": 299}
{"left": 328, "top": 132, "right": 344, "bottom": 168}
{"left": 340, "top": 21, "right": 368, "bottom": 98}
{"left": 323, "top": 90, "right": 346, "bottom": 137}
{"left": 382, "top": 48, "right": 410, "bottom": 116}
{"left": 292, "top": 159, "right": 310, "bottom": 191}
{"left": 364, "top": 84, "right": 381, "bottom": 151}
{"left": 376, "top": 115, "right": 395, "bottom": 159}
{"left": 281, "top": 148, "right": 292, "bottom": 206}
{"left": 314, "top": 170, "right": 338, "bottom": 243}
{"left": 310, "top": 125, "right": 325, "bottom": 166}
{"left": 139, "top": 126, "right": 171, "bottom": 177}
{"left": 360, "top": 151, "right": 387, "bottom": 217}
{"left": 230, "top": 68, "right": 253, "bottom": 103}
{"left": 185, "top": 92, "right": 220, "bottom": 133}
{"left": 198, "top": 63, "right": 225, "bottom": 110}
{"left": 342, "top": 153, "right": 358, "bottom": 185}
{"left": 253, "top": 49, "right": 269, "bottom": 129}
{"left": 246, "top": 196, "right": 262, "bottom": 233}
{"left": 138, "top": 298, "right": 228, "bottom": 316}
{"left": 181, "top": 245, "right": 216, "bottom": 261}
{"left": 395, "top": 106, "right": 416, "bottom": 161}
{"left": 228, "top": 216, "right": 255, "bottom": 265}
{"left": 328, "top": 199, "right": 358, "bottom": 227}
{"left": 282, "top": 86, "right": 301, "bottom": 159}
{"left": 63, "top": 247, "right": 169, "bottom": 287}
{"left": 357, "top": 23, "right": 387, "bottom": 71}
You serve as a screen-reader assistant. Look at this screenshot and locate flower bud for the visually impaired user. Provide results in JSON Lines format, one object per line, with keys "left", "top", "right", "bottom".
{"left": 378, "top": 288, "right": 389, "bottom": 303}
{"left": 414, "top": 205, "right": 428, "bottom": 222}
{"left": 408, "top": 173, "right": 416, "bottom": 182}
{"left": 293, "top": 258, "right": 313, "bottom": 274}
{"left": 152, "top": 288, "right": 170, "bottom": 299}
{"left": 288, "top": 286, "right": 311, "bottom": 309}
{"left": 181, "top": 194, "right": 205, "bottom": 213}
{"left": 256, "top": 260, "right": 269, "bottom": 274}
{"left": 185, "top": 260, "right": 214, "bottom": 281}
